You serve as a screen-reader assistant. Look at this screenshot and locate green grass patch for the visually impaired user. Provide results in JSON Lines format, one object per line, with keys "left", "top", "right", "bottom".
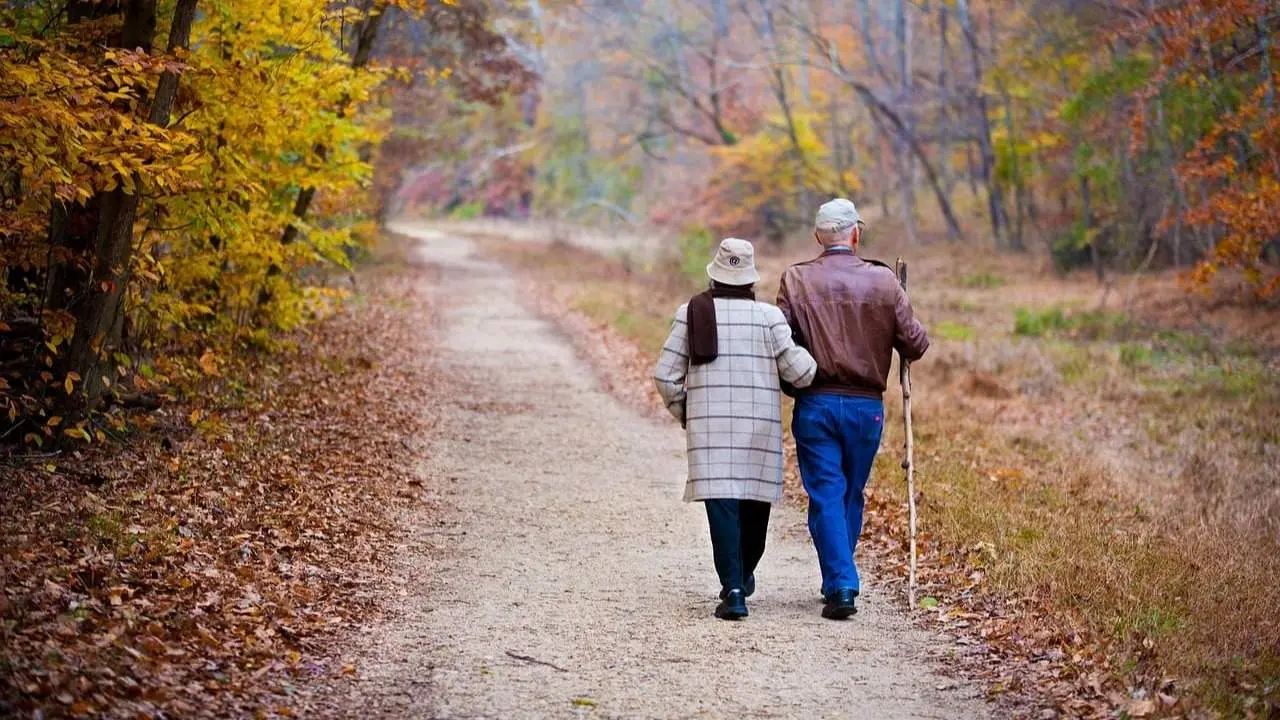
{"left": 935, "top": 320, "right": 976, "bottom": 342}
{"left": 1114, "top": 607, "right": 1185, "bottom": 639}
{"left": 1118, "top": 342, "right": 1156, "bottom": 369}
{"left": 1014, "top": 306, "right": 1071, "bottom": 337}
{"left": 1013, "top": 306, "right": 1129, "bottom": 340}
{"left": 84, "top": 511, "right": 137, "bottom": 556}
{"left": 961, "top": 271, "right": 1008, "bottom": 289}
{"left": 1155, "top": 329, "right": 1213, "bottom": 355}
{"left": 448, "top": 201, "right": 485, "bottom": 220}
{"left": 1188, "top": 364, "right": 1268, "bottom": 398}
{"left": 1069, "top": 310, "right": 1128, "bottom": 340}
{"left": 1140, "top": 356, "right": 1274, "bottom": 402}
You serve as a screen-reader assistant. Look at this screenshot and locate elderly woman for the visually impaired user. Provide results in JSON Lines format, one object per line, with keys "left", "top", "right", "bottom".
{"left": 654, "top": 238, "right": 817, "bottom": 620}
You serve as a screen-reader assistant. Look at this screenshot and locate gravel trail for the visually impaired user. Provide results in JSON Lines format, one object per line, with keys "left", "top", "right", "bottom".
{"left": 337, "top": 223, "right": 990, "bottom": 719}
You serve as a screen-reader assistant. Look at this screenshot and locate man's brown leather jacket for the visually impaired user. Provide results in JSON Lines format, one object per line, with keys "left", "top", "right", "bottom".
{"left": 776, "top": 246, "right": 929, "bottom": 399}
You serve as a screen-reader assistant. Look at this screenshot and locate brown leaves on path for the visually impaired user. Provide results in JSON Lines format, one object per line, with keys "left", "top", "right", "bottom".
{"left": 0, "top": 258, "right": 442, "bottom": 718}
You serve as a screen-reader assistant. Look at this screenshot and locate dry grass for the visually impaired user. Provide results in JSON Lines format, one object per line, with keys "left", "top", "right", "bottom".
{"left": 889, "top": 233, "right": 1280, "bottom": 711}
{"left": 476, "top": 221, "right": 1280, "bottom": 715}
{"left": 881, "top": 388, "right": 1280, "bottom": 711}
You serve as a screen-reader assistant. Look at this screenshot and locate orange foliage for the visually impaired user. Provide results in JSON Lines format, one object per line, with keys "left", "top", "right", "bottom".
{"left": 1131, "top": 0, "right": 1280, "bottom": 298}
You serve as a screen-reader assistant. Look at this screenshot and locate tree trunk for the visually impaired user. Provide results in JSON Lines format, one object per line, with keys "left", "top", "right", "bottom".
{"left": 1155, "top": 98, "right": 1186, "bottom": 267}
{"left": 1081, "top": 175, "right": 1104, "bottom": 283}
{"left": 849, "top": 81, "right": 963, "bottom": 241}
{"left": 965, "top": 142, "right": 979, "bottom": 198}
{"left": 856, "top": 0, "right": 889, "bottom": 83}
{"left": 44, "top": 0, "right": 130, "bottom": 313}
{"left": 870, "top": 112, "right": 893, "bottom": 216}
{"left": 851, "top": 0, "right": 891, "bottom": 215}
{"left": 956, "top": 0, "right": 1006, "bottom": 246}
{"left": 147, "top": 0, "right": 199, "bottom": 127}
{"left": 707, "top": 0, "right": 735, "bottom": 145}
{"left": 829, "top": 93, "right": 851, "bottom": 197}
{"left": 999, "top": 87, "right": 1025, "bottom": 250}
{"left": 61, "top": 0, "right": 199, "bottom": 412}
{"left": 1261, "top": 16, "right": 1275, "bottom": 113}
{"left": 937, "top": 4, "right": 954, "bottom": 200}
{"left": 894, "top": 0, "right": 917, "bottom": 245}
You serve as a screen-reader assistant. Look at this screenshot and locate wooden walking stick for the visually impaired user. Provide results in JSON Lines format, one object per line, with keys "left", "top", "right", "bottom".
{"left": 895, "top": 257, "right": 918, "bottom": 608}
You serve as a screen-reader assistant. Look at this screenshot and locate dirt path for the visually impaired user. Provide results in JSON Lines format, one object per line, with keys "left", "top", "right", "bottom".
{"left": 336, "top": 224, "right": 990, "bottom": 718}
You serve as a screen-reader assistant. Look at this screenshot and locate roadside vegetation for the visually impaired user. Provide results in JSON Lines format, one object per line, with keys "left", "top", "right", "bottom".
{"left": 0, "top": 2, "right": 529, "bottom": 715}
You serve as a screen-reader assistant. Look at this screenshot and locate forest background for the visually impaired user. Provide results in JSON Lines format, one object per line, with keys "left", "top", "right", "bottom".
{"left": 1, "top": 0, "right": 1278, "bottom": 716}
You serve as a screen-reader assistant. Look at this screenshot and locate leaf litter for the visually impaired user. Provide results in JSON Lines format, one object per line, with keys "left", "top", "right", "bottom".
{"left": 0, "top": 256, "right": 442, "bottom": 718}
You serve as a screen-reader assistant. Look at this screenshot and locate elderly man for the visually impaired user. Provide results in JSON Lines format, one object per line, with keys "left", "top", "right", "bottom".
{"left": 777, "top": 199, "right": 930, "bottom": 620}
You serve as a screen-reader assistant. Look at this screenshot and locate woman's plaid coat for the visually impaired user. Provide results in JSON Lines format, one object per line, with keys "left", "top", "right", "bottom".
{"left": 653, "top": 297, "right": 817, "bottom": 503}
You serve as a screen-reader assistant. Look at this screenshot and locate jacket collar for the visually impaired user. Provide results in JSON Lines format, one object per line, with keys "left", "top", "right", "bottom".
{"left": 821, "top": 245, "right": 854, "bottom": 257}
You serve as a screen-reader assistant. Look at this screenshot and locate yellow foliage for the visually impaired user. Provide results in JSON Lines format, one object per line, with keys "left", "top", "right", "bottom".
{"left": 147, "top": 0, "right": 388, "bottom": 340}
{"left": 0, "top": 0, "right": 400, "bottom": 435}
{"left": 703, "top": 112, "right": 855, "bottom": 237}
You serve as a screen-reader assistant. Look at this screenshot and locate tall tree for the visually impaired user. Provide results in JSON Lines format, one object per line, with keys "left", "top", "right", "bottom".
{"left": 894, "top": 0, "right": 918, "bottom": 244}
{"left": 46, "top": 0, "right": 200, "bottom": 413}
{"left": 955, "top": 0, "right": 1007, "bottom": 247}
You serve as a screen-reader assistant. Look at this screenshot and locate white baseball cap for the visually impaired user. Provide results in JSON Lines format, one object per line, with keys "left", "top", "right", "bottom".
{"left": 815, "top": 198, "right": 864, "bottom": 232}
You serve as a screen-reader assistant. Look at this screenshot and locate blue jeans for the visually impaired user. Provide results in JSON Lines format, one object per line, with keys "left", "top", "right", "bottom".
{"left": 792, "top": 393, "right": 885, "bottom": 596}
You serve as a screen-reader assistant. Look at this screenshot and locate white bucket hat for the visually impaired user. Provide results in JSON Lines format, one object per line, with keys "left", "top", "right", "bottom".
{"left": 706, "top": 238, "right": 760, "bottom": 286}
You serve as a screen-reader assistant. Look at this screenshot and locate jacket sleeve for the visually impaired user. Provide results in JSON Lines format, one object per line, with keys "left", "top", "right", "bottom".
{"left": 775, "top": 268, "right": 805, "bottom": 345}
{"left": 765, "top": 306, "right": 817, "bottom": 389}
{"left": 775, "top": 269, "right": 812, "bottom": 397}
{"left": 776, "top": 269, "right": 794, "bottom": 324}
{"left": 653, "top": 304, "right": 690, "bottom": 423}
{"left": 894, "top": 285, "right": 930, "bottom": 362}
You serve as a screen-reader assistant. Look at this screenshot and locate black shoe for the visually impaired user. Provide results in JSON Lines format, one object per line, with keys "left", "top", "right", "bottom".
{"left": 721, "top": 575, "right": 756, "bottom": 600}
{"left": 715, "top": 589, "right": 748, "bottom": 620}
{"left": 820, "top": 587, "right": 859, "bottom": 603}
{"left": 821, "top": 588, "right": 858, "bottom": 620}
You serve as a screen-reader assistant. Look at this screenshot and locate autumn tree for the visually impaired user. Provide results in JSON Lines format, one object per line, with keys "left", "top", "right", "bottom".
{"left": 0, "top": 0, "right": 535, "bottom": 445}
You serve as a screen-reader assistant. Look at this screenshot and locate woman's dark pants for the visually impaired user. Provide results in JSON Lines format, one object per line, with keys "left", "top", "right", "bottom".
{"left": 704, "top": 499, "right": 772, "bottom": 594}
